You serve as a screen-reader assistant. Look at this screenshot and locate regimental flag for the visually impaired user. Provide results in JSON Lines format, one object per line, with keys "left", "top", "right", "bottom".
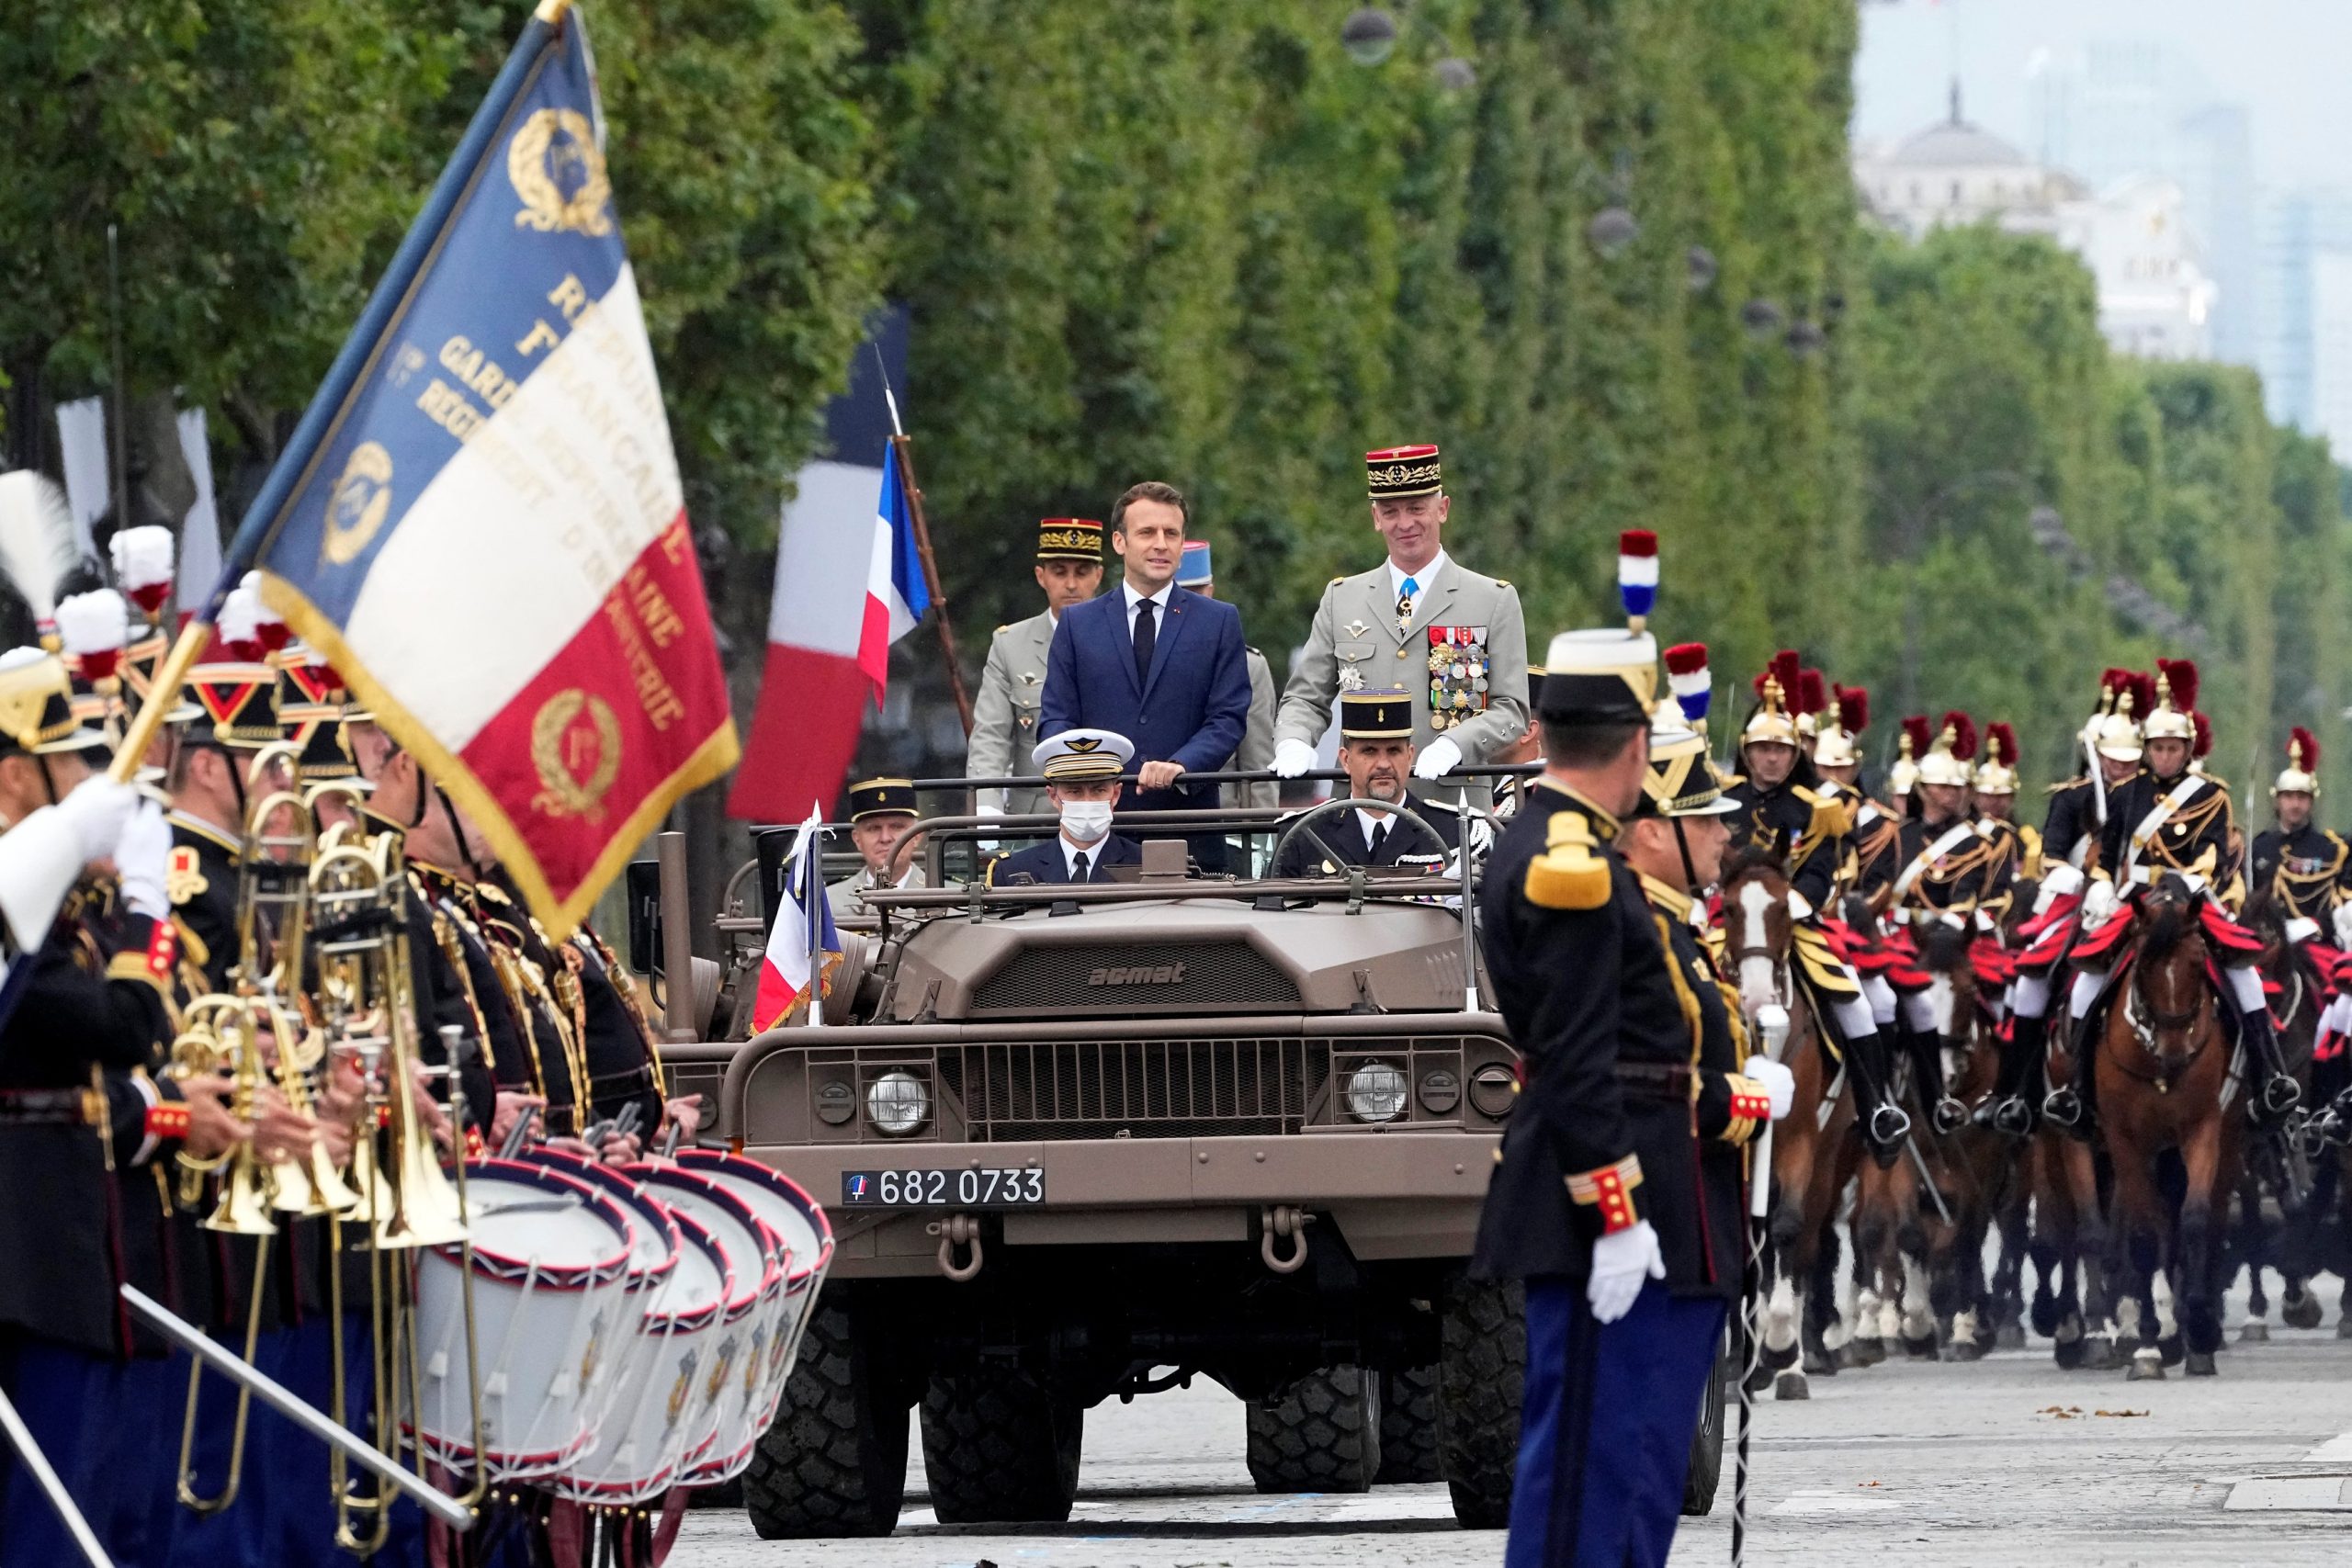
{"left": 729, "top": 442, "right": 928, "bottom": 823}
{"left": 753, "top": 809, "right": 842, "bottom": 1032}
{"left": 236, "top": 7, "right": 736, "bottom": 935}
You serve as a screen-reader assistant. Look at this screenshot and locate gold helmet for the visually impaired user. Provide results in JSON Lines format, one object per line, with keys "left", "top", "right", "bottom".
{"left": 1741, "top": 649, "right": 1802, "bottom": 748}
{"left": 1973, "top": 721, "right": 2019, "bottom": 795}
{"left": 1888, "top": 716, "right": 1926, "bottom": 798}
{"left": 2142, "top": 658, "right": 2199, "bottom": 744}
{"left": 1812, "top": 682, "right": 1867, "bottom": 770}
{"left": 1915, "top": 710, "right": 1977, "bottom": 789}
{"left": 2087, "top": 668, "right": 2148, "bottom": 763}
{"left": 2275, "top": 728, "right": 2320, "bottom": 797}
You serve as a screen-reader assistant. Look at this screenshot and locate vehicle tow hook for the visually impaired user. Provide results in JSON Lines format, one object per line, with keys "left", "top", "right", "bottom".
{"left": 1261, "top": 1205, "right": 1312, "bottom": 1274}
{"left": 932, "top": 1213, "right": 985, "bottom": 1281}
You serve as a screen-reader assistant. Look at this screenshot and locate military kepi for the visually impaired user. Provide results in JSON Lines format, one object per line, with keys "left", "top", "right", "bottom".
{"left": 1365, "top": 443, "right": 1442, "bottom": 500}
{"left": 1339, "top": 687, "right": 1415, "bottom": 740}
{"left": 1033, "top": 728, "right": 1134, "bottom": 781}
{"left": 1035, "top": 517, "right": 1104, "bottom": 563}
{"left": 1177, "top": 539, "right": 1214, "bottom": 588}
{"left": 847, "top": 777, "right": 919, "bottom": 821}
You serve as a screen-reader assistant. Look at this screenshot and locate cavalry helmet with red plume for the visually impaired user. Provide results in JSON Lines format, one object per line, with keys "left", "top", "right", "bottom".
{"left": 2276, "top": 727, "right": 2321, "bottom": 797}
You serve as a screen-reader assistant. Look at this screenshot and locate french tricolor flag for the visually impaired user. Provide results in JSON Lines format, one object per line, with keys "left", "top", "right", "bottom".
{"left": 729, "top": 442, "right": 931, "bottom": 823}
{"left": 753, "top": 809, "right": 842, "bottom": 1032}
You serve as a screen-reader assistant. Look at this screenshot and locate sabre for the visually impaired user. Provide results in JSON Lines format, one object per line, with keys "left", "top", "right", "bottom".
{"left": 120, "top": 1285, "right": 475, "bottom": 1532}
{"left": 0, "top": 1386, "right": 116, "bottom": 1568}
{"left": 1733, "top": 1002, "right": 1789, "bottom": 1567}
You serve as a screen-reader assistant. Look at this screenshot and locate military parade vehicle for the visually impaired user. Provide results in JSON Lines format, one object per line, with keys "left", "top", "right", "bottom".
{"left": 650, "top": 791, "right": 1725, "bottom": 1539}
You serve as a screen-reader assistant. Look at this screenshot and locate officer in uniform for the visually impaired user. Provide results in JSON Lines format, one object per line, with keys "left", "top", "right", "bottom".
{"left": 970, "top": 518, "right": 1105, "bottom": 819}
{"left": 1272, "top": 445, "right": 1530, "bottom": 789}
{"left": 2248, "top": 728, "right": 2350, "bottom": 931}
{"left": 987, "top": 730, "right": 1144, "bottom": 886}
{"left": 1883, "top": 714, "right": 2015, "bottom": 1134}
{"left": 164, "top": 660, "right": 280, "bottom": 988}
{"left": 1810, "top": 682, "right": 1899, "bottom": 900}
{"left": 1272, "top": 689, "right": 1458, "bottom": 877}
{"left": 1176, "top": 540, "right": 1277, "bottom": 811}
{"left": 827, "top": 778, "right": 929, "bottom": 921}
{"left": 1472, "top": 617, "right": 1784, "bottom": 1568}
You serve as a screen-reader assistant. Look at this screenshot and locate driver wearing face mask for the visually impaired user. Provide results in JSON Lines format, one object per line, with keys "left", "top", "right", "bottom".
{"left": 986, "top": 728, "right": 1145, "bottom": 886}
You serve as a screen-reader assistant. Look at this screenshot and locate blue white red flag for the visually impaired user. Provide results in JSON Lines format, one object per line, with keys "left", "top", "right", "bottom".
{"left": 239, "top": 10, "right": 735, "bottom": 934}
{"left": 753, "top": 809, "right": 842, "bottom": 1031}
{"left": 862, "top": 445, "right": 931, "bottom": 689}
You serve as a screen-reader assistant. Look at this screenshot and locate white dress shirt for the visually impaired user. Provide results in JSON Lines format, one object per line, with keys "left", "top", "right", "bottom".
{"left": 1386, "top": 550, "right": 1450, "bottom": 622}
{"left": 1060, "top": 837, "right": 1102, "bottom": 880}
{"left": 1123, "top": 579, "right": 1175, "bottom": 634}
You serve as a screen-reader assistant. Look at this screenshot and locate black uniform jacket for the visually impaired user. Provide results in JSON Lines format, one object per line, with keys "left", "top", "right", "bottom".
{"left": 2041, "top": 778, "right": 2102, "bottom": 871}
{"left": 167, "top": 810, "right": 243, "bottom": 990}
{"left": 2098, "top": 768, "right": 2235, "bottom": 889}
{"left": 1724, "top": 775, "right": 1843, "bottom": 908}
{"left": 570, "top": 924, "right": 665, "bottom": 1127}
{"left": 2248, "top": 823, "right": 2352, "bottom": 921}
{"left": 1467, "top": 782, "right": 1725, "bottom": 1294}
{"left": 1272, "top": 801, "right": 1459, "bottom": 878}
{"left": 986, "top": 834, "right": 1142, "bottom": 886}
{"left": 1887, "top": 811, "right": 2016, "bottom": 919}
{"left": 1647, "top": 878, "right": 1764, "bottom": 1302}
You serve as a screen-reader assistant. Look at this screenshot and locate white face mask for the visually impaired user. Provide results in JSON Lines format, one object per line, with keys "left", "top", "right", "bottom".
{"left": 1060, "top": 800, "right": 1114, "bottom": 845}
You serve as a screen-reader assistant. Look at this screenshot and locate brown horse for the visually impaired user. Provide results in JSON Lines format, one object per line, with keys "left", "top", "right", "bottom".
{"left": 2025, "top": 1011, "right": 2116, "bottom": 1371}
{"left": 1720, "top": 850, "right": 1849, "bottom": 1399}
{"left": 2232, "top": 893, "right": 2327, "bottom": 1338}
{"left": 2092, "top": 875, "right": 2239, "bottom": 1377}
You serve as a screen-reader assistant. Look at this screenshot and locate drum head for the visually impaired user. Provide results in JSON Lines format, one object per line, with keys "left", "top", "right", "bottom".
{"left": 628, "top": 1166, "right": 778, "bottom": 1317}
{"left": 676, "top": 1151, "right": 834, "bottom": 1290}
{"left": 514, "top": 1150, "right": 681, "bottom": 1290}
{"left": 455, "top": 1160, "right": 632, "bottom": 1285}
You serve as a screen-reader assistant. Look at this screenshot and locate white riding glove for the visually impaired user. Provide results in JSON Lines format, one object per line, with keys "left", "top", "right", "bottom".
{"left": 1743, "top": 1055, "right": 1797, "bottom": 1121}
{"left": 1585, "top": 1219, "right": 1666, "bottom": 1325}
{"left": 114, "top": 800, "right": 173, "bottom": 919}
{"left": 2334, "top": 899, "right": 2352, "bottom": 952}
{"left": 57, "top": 776, "right": 139, "bottom": 864}
{"left": 1411, "top": 736, "right": 1464, "bottom": 782}
{"left": 1272, "top": 738, "right": 1317, "bottom": 779}
{"left": 2079, "top": 877, "right": 2118, "bottom": 931}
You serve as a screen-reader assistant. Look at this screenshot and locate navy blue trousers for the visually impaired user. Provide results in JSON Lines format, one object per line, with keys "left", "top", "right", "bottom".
{"left": 0, "top": 1337, "right": 178, "bottom": 1568}
{"left": 1506, "top": 1279, "right": 1725, "bottom": 1568}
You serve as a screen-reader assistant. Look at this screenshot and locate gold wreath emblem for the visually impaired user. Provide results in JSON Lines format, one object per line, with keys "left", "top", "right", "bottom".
{"left": 530, "top": 690, "right": 623, "bottom": 823}
{"left": 321, "top": 442, "right": 393, "bottom": 567}
{"left": 508, "top": 108, "right": 613, "bottom": 237}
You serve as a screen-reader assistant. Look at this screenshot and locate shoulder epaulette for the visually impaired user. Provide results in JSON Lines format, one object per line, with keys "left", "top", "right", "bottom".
{"left": 1525, "top": 810, "right": 1612, "bottom": 910}
{"left": 476, "top": 881, "right": 514, "bottom": 907}
{"left": 1329, "top": 575, "right": 1347, "bottom": 587}
{"left": 994, "top": 623, "right": 1010, "bottom": 634}
{"left": 1494, "top": 577, "right": 1512, "bottom": 588}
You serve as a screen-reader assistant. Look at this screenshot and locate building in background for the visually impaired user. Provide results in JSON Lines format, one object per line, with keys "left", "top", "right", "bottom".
{"left": 2255, "top": 191, "right": 2352, "bottom": 444}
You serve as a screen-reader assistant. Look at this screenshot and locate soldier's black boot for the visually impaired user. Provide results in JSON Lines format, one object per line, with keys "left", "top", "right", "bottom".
{"left": 2238, "top": 1006, "right": 2301, "bottom": 1123}
{"left": 2041, "top": 1010, "right": 2096, "bottom": 1138}
{"left": 1982, "top": 1012, "right": 2046, "bottom": 1139}
{"left": 1904, "top": 1019, "right": 1967, "bottom": 1135}
{"left": 1846, "top": 1030, "right": 1910, "bottom": 1162}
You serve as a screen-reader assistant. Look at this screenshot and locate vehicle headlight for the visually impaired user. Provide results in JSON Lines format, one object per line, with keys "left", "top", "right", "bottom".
{"left": 865, "top": 1071, "right": 930, "bottom": 1136}
{"left": 1345, "top": 1061, "right": 1408, "bottom": 1123}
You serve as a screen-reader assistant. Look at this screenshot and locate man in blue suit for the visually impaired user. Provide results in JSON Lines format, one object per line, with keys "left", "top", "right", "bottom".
{"left": 1041, "top": 481, "right": 1252, "bottom": 872}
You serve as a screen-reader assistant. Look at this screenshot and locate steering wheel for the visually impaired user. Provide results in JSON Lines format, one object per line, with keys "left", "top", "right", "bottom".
{"left": 1269, "top": 795, "right": 1453, "bottom": 879}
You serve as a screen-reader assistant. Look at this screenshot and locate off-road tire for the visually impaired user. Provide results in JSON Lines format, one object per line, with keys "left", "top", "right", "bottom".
{"left": 743, "top": 1297, "right": 910, "bottom": 1539}
{"left": 1246, "top": 1364, "right": 1382, "bottom": 1493}
{"left": 1680, "top": 1346, "right": 1729, "bottom": 1515}
{"left": 920, "top": 1366, "right": 1084, "bottom": 1524}
{"left": 1376, "top": 1365, "right": 1442, "bottom": 1484}
{"left": 1438, "top": 1274, "right": 1525, "bottom": 1529}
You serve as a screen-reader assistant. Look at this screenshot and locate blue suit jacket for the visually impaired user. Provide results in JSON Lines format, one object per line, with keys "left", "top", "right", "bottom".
{"left": 1040, "top": 586, "right": 1252, "bottom": 815}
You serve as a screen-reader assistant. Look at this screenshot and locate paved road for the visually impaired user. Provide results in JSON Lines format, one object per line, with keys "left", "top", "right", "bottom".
{"left": 679, "top": 1278, "right": 2352, "bottom": 1567}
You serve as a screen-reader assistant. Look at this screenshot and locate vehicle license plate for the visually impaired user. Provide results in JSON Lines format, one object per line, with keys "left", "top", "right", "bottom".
{"left": 841, "top": 1168, "right": 1046, "bottom": 1208}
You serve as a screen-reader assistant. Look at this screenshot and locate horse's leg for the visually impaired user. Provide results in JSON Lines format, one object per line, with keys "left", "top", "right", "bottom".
{"left": 1993, "top": 1175, "right": 2030, "bottom": 1348}
{"left": 2177, "top": 1105, "right": 2230, "bottom": 1374}
{"left": 1804, "top": 1209, "right": 1847, "bottom": 1374}
{"left": 2106, "top": 1136, "right": 2165, "bottom": 1377}
{"left": 2236, "top": 1166, "right": 2272, "bottom": 1340}
{"left": 2278, "top": 1137, "right": 2325, "bottom": 1327}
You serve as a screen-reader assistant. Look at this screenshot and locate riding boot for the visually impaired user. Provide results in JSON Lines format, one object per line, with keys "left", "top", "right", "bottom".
{"left": 2236, "top": 1005, "right": 2301, "bottom": 1123}
{"left": 2041, "top": 1010, "right": 2098, "bottom": 1139}
{"left": 1904, "top": 1019, "right": 1967, "bottom": 1135}
{"left": 1842, "top": 1029, "right": 1911, "bottom": 1162}
{"left": 1981, "top": 1011, "right": 2045, "bottom": 1138}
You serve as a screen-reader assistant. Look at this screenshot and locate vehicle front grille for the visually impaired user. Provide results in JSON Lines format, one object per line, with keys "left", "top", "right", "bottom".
{"left": 937, "top": 1038, "right": 1321, "bottom": 1140}
{"left": 967, "top": 942, "right": 1300, "bottom": 1016}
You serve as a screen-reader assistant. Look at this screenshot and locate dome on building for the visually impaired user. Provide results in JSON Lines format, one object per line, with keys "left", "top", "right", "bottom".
{"left": 1886, "top": 83, "right": 2031, "bottom": 169}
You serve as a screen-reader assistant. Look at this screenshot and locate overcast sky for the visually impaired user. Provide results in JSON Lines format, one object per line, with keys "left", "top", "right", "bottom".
{"left": 1854, "top": 0, "right": 2352, "bottom": 193}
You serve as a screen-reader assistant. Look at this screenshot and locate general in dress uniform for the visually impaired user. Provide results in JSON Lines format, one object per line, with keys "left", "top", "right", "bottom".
{"left": 1177, "top": 540, "right": 1278, "bottom": 811}
{"left": 1272, "top": 689, "right": 1459, "bottom": 877}
{"left": 1273, "top": 445, "right": 1530, "bottom": 788}
{"left": 969, "top": 518, "right": 1104, "bottom": 819}
{"left": 1472, "top": 618, "right": 1758, "bottom": 1568}
{"left": 827, "top": 777, "right": 930, "bottom": 920}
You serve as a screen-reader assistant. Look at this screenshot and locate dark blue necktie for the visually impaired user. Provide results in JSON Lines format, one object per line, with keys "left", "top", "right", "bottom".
{"left": 1133, "top": 597, "right": 1156, "bottom": 686}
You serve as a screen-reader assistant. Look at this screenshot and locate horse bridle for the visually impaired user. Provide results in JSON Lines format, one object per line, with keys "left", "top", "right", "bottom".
{"left": 2110, "top": 936, "right": 2215, "bottom": 1093}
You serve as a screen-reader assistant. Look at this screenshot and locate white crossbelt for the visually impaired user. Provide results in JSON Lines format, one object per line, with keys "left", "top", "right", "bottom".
{"left": 2125, "top": 777, "right": 2206, "bottom": 876}
{"left": 1890, "top": 820, "right": 1978, "bottom": 905}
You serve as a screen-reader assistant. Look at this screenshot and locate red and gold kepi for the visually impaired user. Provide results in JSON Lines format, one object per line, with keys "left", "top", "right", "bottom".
{"left": 1035, "top": 517, "right": 1104, "bottom": 563}
{"left": 1365, "top": 444, "right": 1442, "bottom": 500}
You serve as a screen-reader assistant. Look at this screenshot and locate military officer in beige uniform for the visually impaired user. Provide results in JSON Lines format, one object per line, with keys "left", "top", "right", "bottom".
{"left": 826, "top": 777, "right": 930, "bottom": 920}
{"left": 1273, "top": 444, "right": 1530, "bottom": 791}
{"left": 1178, "top": 539, "right": 1277, "bottom": 810}
{"left": 970, "top": 517, "right": 1105, "bottom": 818}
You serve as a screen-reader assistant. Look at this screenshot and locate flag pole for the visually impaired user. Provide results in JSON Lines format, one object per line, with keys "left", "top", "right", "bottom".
{"left": 109, "top": 1, "right": 572, "bottom": 784}
{"left": 875, "top": 348, "right": 974, "bottom": 736}
{"left": 802, "top": 815, "right": 827, "bottom": 1030}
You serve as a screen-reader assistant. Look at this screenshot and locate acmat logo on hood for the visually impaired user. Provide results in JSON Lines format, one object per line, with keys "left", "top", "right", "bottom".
{"left": 1087, "top": 964, "right": 1188, "bottom": 987}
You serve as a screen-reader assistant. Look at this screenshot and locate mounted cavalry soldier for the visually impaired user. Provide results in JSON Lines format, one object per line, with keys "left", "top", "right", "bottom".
{"left": 970, "top": 517, "right": 1105, "bottom": 820}
{"left": 1272, "top": 444, "right": 1532, "bottom": 790}
{"left": 1973, "top": 721, "right": 2036, "bottom": 878}
{"left": 1811, "top": 682, "right": 1901, "bottom": 899}
{"left": 1722, "top": 652, "right": 1909, "bottom": 1156}
{"left": 2047, "top": 660, "right": 2300, "bottom": 1129}
{"left": 1472, "top": 549, "right": 1787, "bottom": 1568}
{"left": 2247, "top": 728, "right": 2350, "bottom": 931}
{"left": 1883, "top": 714, "right": 2016, "bottom": 1134}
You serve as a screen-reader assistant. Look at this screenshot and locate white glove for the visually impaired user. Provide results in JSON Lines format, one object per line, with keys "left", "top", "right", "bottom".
{"left": 1411, "top": 736, "right": 1464, "bottom": 782}
{"left": 1586, "top": 1219, "right": 1666, "bottom": 1325}
{"left": 2286, "top": 915, "right": 2321, "bottom": 945}
{"left": 975, "top": 788, "right": 1009, "bottom": 818}
{"left": 2079, "top": 878, "right": 2117, "bottom": 931}
{"left": 1785, "top": 889, "right": 1815, "bottom": 921}
{"left": 114, "top": 800, "right": 172, "bottom": 919}
{"left": 58, "top": 777, "right": 139, "bottom": 864}
{"left": 1272, "top": 738, "right": 1317, "bottom": 779}
{"left": 2335, "top": 900, "right": 2352, "bottom": 952}
{"left": 1744, "top": 1055, "right": 1797, "bottom": 1121}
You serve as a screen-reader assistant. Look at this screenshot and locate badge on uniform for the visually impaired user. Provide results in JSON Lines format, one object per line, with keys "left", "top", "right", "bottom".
{"left": 1425, "top": 626, "right": 1489, "bottom": 732}
{"left": 166, "top": 844, "right": 208, "bottom": 904}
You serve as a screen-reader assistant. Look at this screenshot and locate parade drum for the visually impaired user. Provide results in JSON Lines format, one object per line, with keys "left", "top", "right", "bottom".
{"left": 411, "top": 1159, "right": 634, "bottom": 1480}
{"left": 514, "top": 1148, "right": 684, "bottom": 1437}
{"left": 628, "top": 1164, "right": 786, "bottom": 1484}
{"left": 553, "top": 1206, "right": 731, "bottom": 1504}
{"left": 675, "top": 1151, "right": 836, "bottom": 1427}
